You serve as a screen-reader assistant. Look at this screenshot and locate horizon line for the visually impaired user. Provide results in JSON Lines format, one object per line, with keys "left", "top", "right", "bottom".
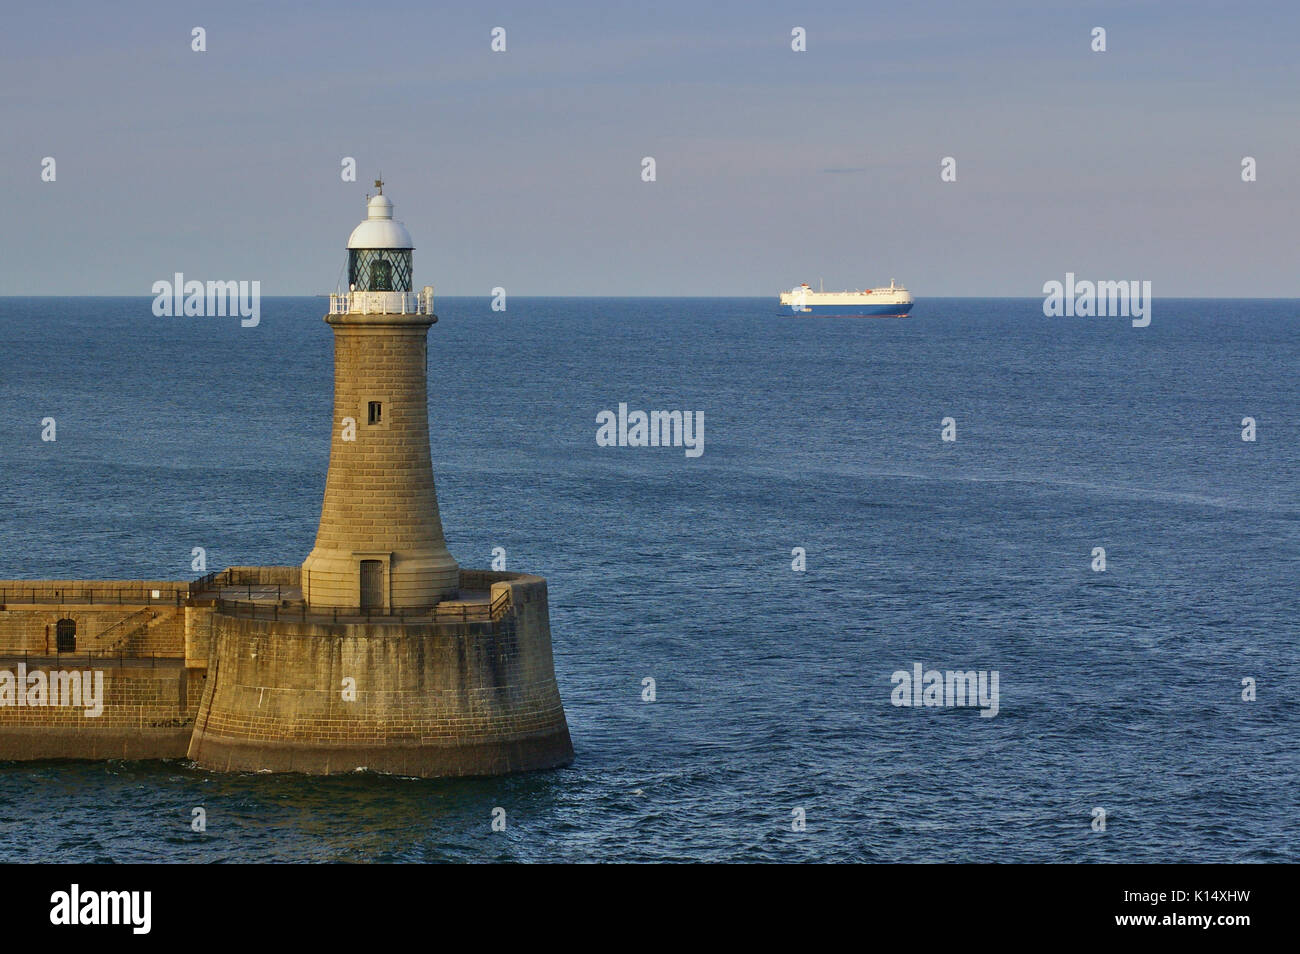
{"left": 4, "top": 294, "right": 1300, "bottom": 301}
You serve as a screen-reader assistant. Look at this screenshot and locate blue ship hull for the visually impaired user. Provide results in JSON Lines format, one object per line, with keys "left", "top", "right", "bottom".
{"left": 785, "top": 302, "right": 913, "bottom": 317}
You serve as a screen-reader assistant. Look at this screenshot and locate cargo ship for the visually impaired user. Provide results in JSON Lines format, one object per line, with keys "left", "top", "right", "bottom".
{"left": 779, "top": 279, "right": 913, "bottom": 317}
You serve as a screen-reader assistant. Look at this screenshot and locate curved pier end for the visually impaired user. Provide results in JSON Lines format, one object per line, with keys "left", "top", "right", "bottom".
{"left": 187, "top": 571, "right": 573, "bottom": 777}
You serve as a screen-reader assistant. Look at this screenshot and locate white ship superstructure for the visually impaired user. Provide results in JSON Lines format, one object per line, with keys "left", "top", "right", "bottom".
{"left": 779, "top": 279, "right": 913, "bottom": 317}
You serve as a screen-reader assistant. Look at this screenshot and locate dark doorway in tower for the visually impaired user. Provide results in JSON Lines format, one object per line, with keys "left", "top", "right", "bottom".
{"left": 370, "top": 259, "right": 393, "bottom": 291}
{"left": 56, "top": 618, "right": 76, "bottom": 653}
{"left": 360, "top": 561, "right": 384, "bottom": 611}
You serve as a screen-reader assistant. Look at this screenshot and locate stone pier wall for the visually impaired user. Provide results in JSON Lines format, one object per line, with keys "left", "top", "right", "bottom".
{"left": 0, "top": 580, "right": 189, "bottom": 658}
{"left": 188, "top": 571, "right": 573, "bottom": 777}
{"left": 0, "top": 568, "right": 572, "bottom": 776}
{"left": 0, "top": 662, "right": 203, "bottom": 760}
{"left": 0, "top": 579, "right": 198, "bottom": 759}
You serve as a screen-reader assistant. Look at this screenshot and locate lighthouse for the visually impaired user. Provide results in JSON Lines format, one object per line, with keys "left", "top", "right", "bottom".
{"left": 301, "top": 181, "right": 459, "bottom": 610}
{"left": 183, "top": 183, "right": 575, "bottom": 777}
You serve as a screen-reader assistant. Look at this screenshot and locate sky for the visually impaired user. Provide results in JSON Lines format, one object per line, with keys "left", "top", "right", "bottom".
{"left": 2, "top": 0, "right": 1298, "bottom": 296}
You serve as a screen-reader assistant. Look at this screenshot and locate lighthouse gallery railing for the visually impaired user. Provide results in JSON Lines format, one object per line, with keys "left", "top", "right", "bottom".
{"left": 329, "top": 288, "right": 434, "bottom": 315}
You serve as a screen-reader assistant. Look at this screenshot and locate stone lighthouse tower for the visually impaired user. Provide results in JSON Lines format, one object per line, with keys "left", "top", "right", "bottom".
{"left": 185, "top": 184, "right": 574, "bottom": 777}
{"left": 301, "top": 181, "right": 458, "bottom": 610}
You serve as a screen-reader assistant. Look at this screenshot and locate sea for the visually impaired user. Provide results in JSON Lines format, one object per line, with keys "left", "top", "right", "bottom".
{"left": 0, "top": 296, "right": 1295, "bottom": 863}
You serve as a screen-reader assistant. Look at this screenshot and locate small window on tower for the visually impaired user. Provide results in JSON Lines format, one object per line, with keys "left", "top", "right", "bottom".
{"left": 368, "top": 401, "right": 382, "bottom": 425}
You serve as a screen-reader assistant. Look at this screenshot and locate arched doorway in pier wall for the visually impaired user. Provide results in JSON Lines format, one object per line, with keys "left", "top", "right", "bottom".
{"left": 55, "top": 618, "right": 76, "bottom": 653}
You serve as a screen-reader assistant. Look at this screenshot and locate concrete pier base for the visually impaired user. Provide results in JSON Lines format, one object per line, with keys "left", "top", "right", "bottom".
{"left": 187, "top": 571, "right": 573, "bottom": 778}
{"left": 0, "top": 725, "right": 193, "bottom": 760}
{"left": 185, "top": 727, "right": 574, "bottom": 777}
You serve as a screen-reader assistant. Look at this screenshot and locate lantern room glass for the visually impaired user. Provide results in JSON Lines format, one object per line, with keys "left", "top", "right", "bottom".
{"left": 348, "top": 249, "right": 412, "bottom": 292}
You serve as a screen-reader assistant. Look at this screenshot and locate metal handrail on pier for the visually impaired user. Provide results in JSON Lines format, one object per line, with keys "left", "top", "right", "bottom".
{"left": 212, "top": 588, "right": 511, "bottom": 626}
{"left": 0, "top": 586, "right": 188, "bottom": 607}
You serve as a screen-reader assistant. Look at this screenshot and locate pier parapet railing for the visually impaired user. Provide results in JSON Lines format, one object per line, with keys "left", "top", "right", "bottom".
{"left": 211, "top": 588, "right": 511, "bottom": 626}
{"left": 0, "top": 569, "right": 290, "bottom": 606}
{"left": 0, "top": 569, "right": 512, "bottom": 622}
{"left": 188, "top": 567, "right": 301, "bottom": 597}
{"left": 190, "top": 570, "right": 223, "bottom": 593}
{"left": 0, "top": 585, "right": 189, "bottom": 607}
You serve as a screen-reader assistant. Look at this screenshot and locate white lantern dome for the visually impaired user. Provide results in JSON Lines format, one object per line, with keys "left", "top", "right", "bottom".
{"left": 347, "top": 191, "right": 414, "bottom": 250}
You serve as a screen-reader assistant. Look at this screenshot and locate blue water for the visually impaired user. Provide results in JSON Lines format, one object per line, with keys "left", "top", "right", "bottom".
{"left": 0, "top": 296, "right": 1296, "bottom": 863}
